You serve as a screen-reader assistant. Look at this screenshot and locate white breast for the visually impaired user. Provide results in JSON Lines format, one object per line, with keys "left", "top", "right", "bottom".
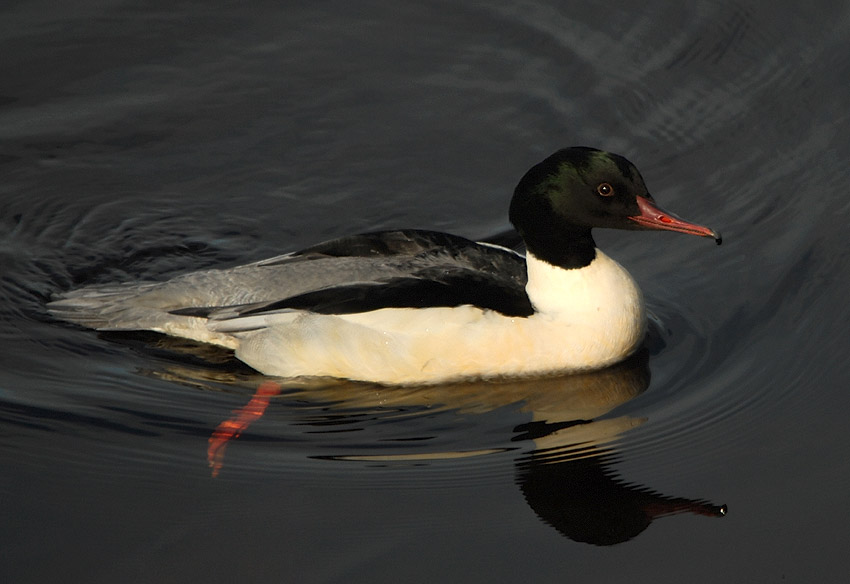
{"left": 222, "top": 249, "right": 647, "bottom": 385}
{"left": 524, "top": 250, "right": 645, "bottom": 330}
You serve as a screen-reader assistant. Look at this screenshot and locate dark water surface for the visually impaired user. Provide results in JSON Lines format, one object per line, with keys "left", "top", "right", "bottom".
{"left": 3, "top": 1, "right": 850, "bottom": 582}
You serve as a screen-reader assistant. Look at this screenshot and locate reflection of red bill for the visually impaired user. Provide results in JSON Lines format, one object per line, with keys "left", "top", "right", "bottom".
{"left": 208, "top": 381, "right": 282, "bottom": 477}
{"left": 643, "top": 500, "right": 727, "bottom": 519}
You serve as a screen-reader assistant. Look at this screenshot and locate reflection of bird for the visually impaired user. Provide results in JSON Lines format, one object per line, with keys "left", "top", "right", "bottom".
{"left": 194, "top": 348, "right": 725, "bottom": 543}
{"left": 49, "top": 147, "right": 719, "bottom": 384}
{"left": 517, "top": 448, "right": 726, "bottom": 546}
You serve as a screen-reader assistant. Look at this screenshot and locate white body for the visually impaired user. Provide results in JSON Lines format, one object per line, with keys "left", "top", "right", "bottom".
{"left": 216, "top": 250, "right": 645, "bottom": 384}
{"left": 50, "top": 248, "right": 646, "bottom": 385}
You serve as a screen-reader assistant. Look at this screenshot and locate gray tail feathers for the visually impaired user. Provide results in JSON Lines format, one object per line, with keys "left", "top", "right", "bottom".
{"left": 47, "top": 281, "right": 166, "bottom": 331}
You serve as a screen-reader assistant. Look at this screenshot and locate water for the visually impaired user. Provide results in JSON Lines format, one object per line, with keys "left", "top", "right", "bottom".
{"left": 2, "top": 1, "right": 850, "bottom": 582}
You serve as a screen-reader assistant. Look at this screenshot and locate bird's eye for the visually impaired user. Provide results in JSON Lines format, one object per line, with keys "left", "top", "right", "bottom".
{"left": 597, "top": 182, "right": 614, "bottom": 197}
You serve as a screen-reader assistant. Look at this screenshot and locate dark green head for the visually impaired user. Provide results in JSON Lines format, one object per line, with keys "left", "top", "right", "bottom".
{"left": 509, "top": 147, "right": 719, "bottom": 268}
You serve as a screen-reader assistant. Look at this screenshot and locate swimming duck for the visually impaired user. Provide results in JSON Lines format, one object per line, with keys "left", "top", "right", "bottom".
{"left": 49, "top": 147, "right": 720, "bottom": 384}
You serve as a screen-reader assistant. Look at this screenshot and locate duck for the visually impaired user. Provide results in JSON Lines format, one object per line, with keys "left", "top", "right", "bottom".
{"left": 48, "top": 147, "right": 720, "bottom": 385}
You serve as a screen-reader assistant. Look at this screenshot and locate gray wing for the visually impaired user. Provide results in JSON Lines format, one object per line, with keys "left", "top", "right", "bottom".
{"left": 48, "top": 230, "right": 531, "bottom": 333}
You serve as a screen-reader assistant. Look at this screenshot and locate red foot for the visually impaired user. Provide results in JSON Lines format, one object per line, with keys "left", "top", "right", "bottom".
{"left": 207, "top": 381, "right": 281, "bottom": 477}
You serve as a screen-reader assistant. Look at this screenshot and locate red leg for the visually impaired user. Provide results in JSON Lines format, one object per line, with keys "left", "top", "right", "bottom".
{"left": 207, "top": 381, "right": 281, "bottom": 477}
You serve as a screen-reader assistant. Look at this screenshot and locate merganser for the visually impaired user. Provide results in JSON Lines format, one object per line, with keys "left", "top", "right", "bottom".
{"left": 48, "top": 147, "right": 720, "bottom": 384}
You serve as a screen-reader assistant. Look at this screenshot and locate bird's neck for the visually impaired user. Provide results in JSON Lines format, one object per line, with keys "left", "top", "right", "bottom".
{"left": 520, "top": 225, "right": 596, "bottom": 270}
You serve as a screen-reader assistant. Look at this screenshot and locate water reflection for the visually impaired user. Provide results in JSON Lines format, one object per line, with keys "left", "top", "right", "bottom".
{"left": 517, "top": 445, "right": 724, "bottom": 546}
{"left": 135, "top": 337, "right": 725, "bottom": 546}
